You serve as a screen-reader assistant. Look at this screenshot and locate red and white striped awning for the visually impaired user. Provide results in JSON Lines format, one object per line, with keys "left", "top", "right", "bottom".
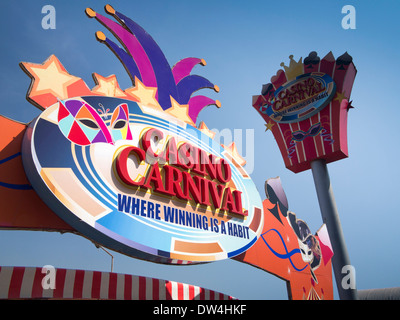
{"left": 0, "top": 266, "right": 234, "bottom": 300}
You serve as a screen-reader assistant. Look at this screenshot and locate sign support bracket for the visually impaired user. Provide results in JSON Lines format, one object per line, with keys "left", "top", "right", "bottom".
{"left": 310, "top": 159, "right": 358, "bottom": 300}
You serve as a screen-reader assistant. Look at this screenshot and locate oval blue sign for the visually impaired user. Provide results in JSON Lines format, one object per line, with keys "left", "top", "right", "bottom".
{"left": 22, "top": 96, "right": 264, "bottom": 264}
{"left": 265, "top": 72, "right": 336, "bottom": 123}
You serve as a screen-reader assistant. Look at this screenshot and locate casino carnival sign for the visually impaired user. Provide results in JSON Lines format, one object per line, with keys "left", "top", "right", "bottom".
{"left": 253, "top": 52, "right": 356, "bottom": 173}
{"left": 20, "top": 5, "right": 263, "bottom": 264}
{"left": 264, "top": 72, "right": 336, "bottom": 123}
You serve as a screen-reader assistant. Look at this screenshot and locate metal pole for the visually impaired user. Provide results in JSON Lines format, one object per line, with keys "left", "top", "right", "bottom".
{"left": 310, "top": 159, "right": 358, "bottom": 300}
{"left": 100, "top": 246, "right": 114, "bottom": 273}
{"left": 93, "top": 241, "right": 114, "bottom": 273}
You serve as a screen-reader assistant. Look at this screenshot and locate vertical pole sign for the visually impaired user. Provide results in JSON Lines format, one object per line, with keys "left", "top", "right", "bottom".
{"left": 252, "top": 52, "right": 358, "bottom": 299}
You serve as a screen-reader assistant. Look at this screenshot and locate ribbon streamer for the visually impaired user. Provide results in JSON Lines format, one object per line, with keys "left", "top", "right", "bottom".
{"left": 261, "top": 228, "right": 308, "bottom": 272}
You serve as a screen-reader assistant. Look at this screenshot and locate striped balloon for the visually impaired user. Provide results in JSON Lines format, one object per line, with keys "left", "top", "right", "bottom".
{"left": 0, "top": 266, "right": 234, "bottom": 300}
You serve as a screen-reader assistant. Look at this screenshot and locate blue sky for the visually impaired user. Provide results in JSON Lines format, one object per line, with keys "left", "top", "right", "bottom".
{"left": 0, "top": 0, "right": 399, "bottom": 299}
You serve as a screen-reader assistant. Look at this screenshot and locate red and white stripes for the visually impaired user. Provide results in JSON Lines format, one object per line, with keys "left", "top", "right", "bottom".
{"left": 0, "top": 266, "right": 234, "bottom": 300}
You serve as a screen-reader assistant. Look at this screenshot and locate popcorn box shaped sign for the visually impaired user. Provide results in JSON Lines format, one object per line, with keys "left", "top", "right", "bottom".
{"left": 252, "top": 52, "right": 357, "bottom": 173}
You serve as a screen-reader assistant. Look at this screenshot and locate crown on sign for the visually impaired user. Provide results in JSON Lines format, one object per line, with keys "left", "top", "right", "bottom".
{"left": 280, "top": 55, "right": 304, "bottom": 81}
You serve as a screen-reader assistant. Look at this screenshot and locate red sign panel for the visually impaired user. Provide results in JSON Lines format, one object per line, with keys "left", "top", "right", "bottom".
{"left": 253, "top": 52, "right": 357, "bottom": 173}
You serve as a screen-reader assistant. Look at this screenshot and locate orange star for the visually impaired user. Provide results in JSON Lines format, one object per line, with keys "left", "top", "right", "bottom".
{"left": 221, "top": 142, "right": 246, "bottom": 166}
{"left": 20, "top": 55, "right": 83, "bottom": 108}
{"left": 198, "top": 121, "right": 216, "bottom": 139}
{"left": 125, "top": 77, "right": 161, "bottom": 110}
{"left": 165, "top": 97, "right": 195, "bottom": 126}
{"left": 91, "top": 73, "right": 127, "bottom": 98}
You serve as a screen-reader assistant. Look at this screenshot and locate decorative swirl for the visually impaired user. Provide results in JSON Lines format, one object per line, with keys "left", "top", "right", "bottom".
{"left": 320, "top": 128, "right": 334, "bottom": 145}
{"left": 0, "top": 152, "right": 21, "bottom": 165}
{"left": 261, "top": 228, "right": 308, "bottom": 272}
{"left": 0, "top": 152, "right": 32, "bottom": 190}
{"left": 287, "top": 140, "right": 297, "bottom": 159}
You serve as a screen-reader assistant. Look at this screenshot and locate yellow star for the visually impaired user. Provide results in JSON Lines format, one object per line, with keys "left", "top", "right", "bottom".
{"left": 334, "top": 91, "right": 347, "bottom": 103}
{"left": 198, "top": 121, "right": 216, "bottom": 139}
{"left": 91, "top": 73, "right": 127, "bottom": 97}
{"left": 20, "top": 55, "right": 80, "bottom": 100}
{"left": 125, "top": 77, "right": 161, "bottom": 110}
{"left": 221, "top": 142, "right": 246, "bottom": 166}
{"left": 165, "top": 97, "right": 195, "bottom": 126}
{"left": 264, "top": 121, "right": 274, "bottom": 132}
